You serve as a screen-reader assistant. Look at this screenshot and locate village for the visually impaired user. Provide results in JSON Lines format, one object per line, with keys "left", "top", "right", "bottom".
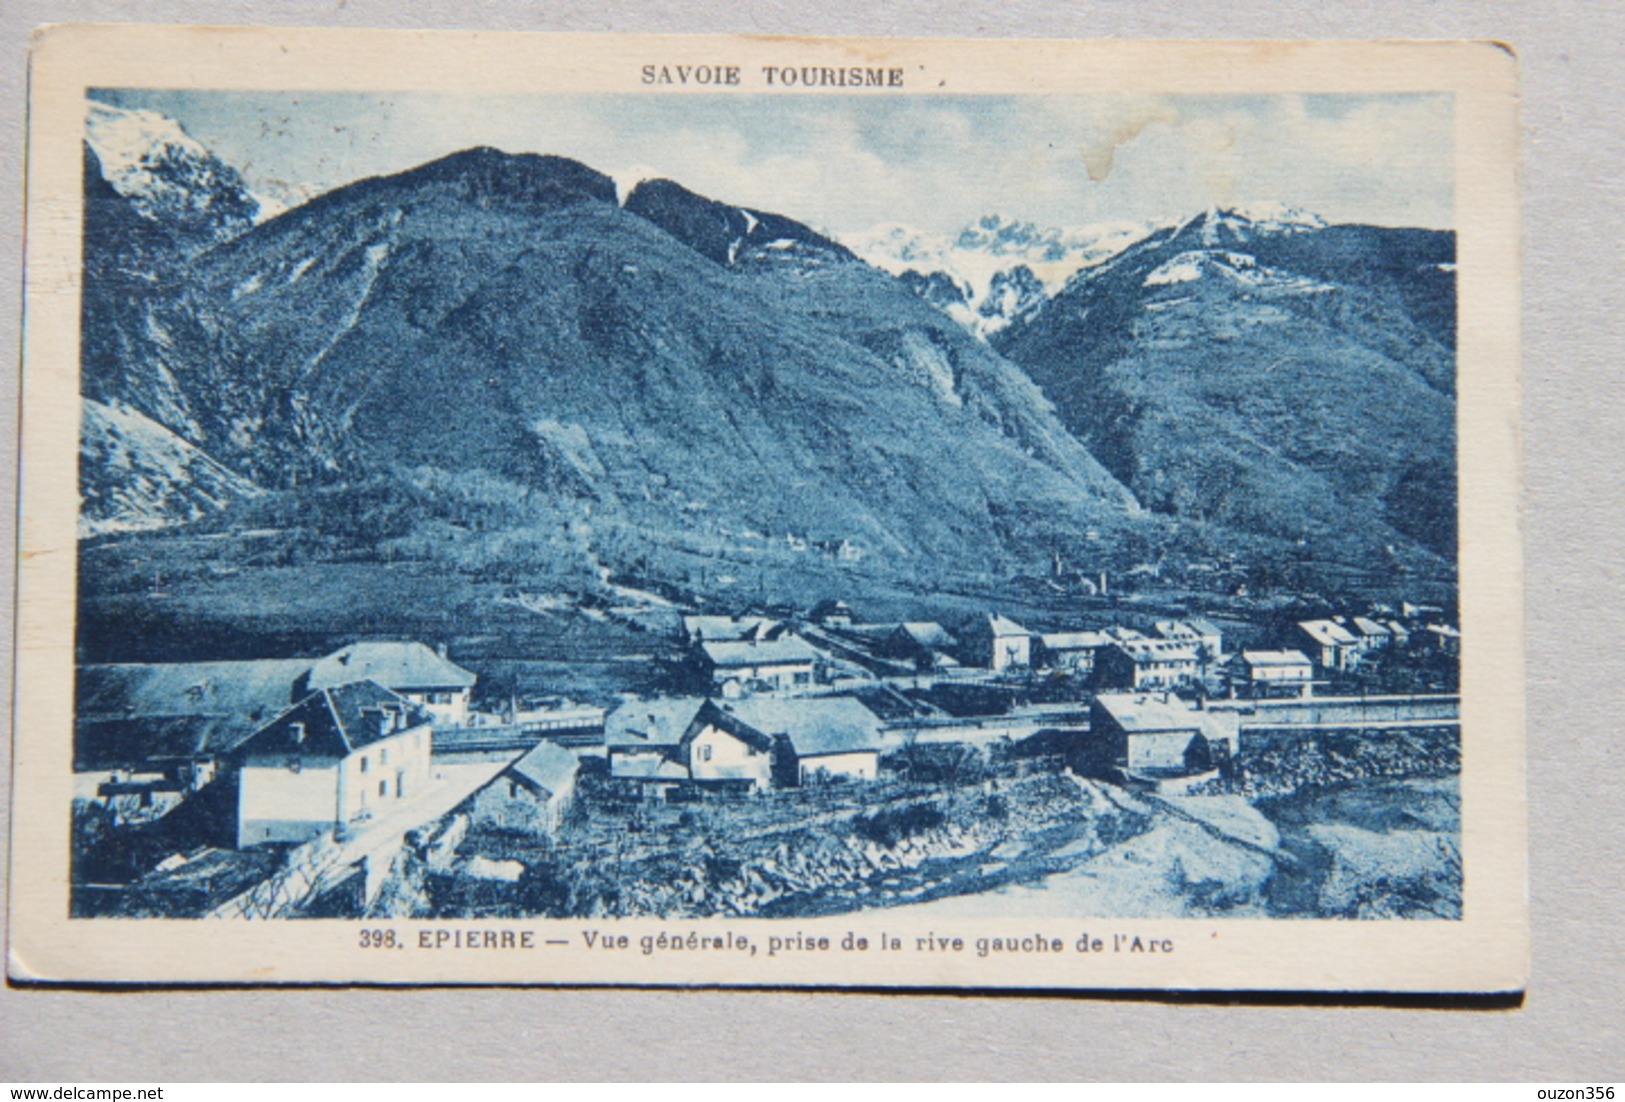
{"left": 70, "top": 592, "right": 1463, "bottom": 920}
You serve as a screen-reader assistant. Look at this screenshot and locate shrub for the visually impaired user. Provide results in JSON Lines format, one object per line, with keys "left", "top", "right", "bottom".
{"left": 852, "top": 802, "right": 945, "bottom": 847}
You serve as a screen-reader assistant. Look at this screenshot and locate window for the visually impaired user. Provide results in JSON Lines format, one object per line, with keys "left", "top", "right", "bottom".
{"left": 380, "top": 748, "right": 389, "bottom": 765}
{"left": 359, "top": 756, "right": 369, "bottom": 773}
{"left": 379, "top": 780, "right": 388, "bottom": 797}
{"left": 699, "top": 745, "right": 712, "bottom": 762}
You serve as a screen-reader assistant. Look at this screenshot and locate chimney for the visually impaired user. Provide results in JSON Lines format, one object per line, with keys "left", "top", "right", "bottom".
{"left": 437, "top": 642, "right": 450, "bottom": 659}
{"left": 1099, "top": 571, "right": 1108, "bottom": 595}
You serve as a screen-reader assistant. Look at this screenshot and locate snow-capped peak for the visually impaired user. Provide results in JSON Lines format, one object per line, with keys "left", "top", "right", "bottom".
{"left": 839, "top": 214, "right": 1157, "bottom": 338}
{"left": 85, "top": 101, "right": 212, "bottom": 185}
{"left": 1226, "top": 201, "right": 1328, "bottom": 233}
{"left": 85, "top": 99, "right": 305, "bottom": 230}
{"left": 1175, "top": 203, "right": 1329, "bottom": 246}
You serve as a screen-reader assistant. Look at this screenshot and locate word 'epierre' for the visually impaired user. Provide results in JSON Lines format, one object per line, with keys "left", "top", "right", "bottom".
{"left": 640, "top": 64, "right": 906, "bottom": 88}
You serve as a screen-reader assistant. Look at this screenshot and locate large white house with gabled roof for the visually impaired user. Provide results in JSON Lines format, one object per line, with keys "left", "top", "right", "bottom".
{"left": 232, "top": 680, "right": 434, "bottom": 847}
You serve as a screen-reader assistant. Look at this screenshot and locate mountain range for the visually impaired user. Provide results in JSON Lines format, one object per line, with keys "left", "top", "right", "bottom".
{"left": 993, "top": 207, "right": 1457, "bottom": 561}
{"left": 75, "top": 101, "right": 1457, "bottom": 621}
{"left": 78, "top": 108, "right": 1140, "bottom": 593}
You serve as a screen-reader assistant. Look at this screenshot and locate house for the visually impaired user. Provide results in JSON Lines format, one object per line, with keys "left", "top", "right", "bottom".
{"left": 1093, "top": 638, "right": 1201, "bottom": 690}
{"left": 466, "top": 740, "right": 583, "bottom": 834}
{"left": 808, "top": 599, "right": 855, "bottom": 628}
{"left": 1154, "top": 618, "right": 1224, "bottom": 661}
{"left": 1295, "top": 619, "right": 1362, "bottom": 672}
{"left": 696, "top": 634, "right": 822, "bottom": 696}
{"left": 1088, "top": 693, "right": 1239, "bottom": 777}
{"left": 1034, "top": 630, "right": 1114, "bottom": 675}
{"left": 605, "top": 696, "right": 883, "bottom": 793}
{"left": 605, "top": 697, "right": 712, "bottom": 784}
{"left": 1231, "top": 650, "right": 1315, "bottom": 698}
{"left": 1345, "top": 616, "right": 1396, "bottom": 655}
{"left": 306, "top": 641, "right": 477, "bottom": 727}
{"left": 1420, "top": 623, "right": 1462, "bottom": 657}
{"left": 676, "top": 702, "right": 791, "bottom": 792}
{"left": 720, "top": 697, "right": 885, "bottom": 785}
{"left": 232, "top": 681, "right": 434, "bottom": 848}
{"left": 961, "top": 613, "right": 1033, "bottom": 672}
{"left": 880, "top": 622, "right": 960, "bottom": 671}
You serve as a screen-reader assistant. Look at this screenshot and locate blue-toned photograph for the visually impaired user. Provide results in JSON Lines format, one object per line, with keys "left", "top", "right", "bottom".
{"left": 70, "top": 89, "right": 1462, "bottom": 922}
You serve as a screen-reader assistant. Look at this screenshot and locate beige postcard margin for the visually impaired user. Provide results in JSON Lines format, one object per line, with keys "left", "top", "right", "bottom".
{"left": 7, "top": 26, "right": 1524, "bottom": 990}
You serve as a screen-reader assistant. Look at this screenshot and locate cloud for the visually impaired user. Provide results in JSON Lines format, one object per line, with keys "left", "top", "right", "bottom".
{"left": 99, "top": 89, "right": 1454, "bottom": 236}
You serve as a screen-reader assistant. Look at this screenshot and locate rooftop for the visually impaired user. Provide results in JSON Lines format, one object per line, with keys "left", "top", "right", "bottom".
{"left": 307, "top": 641, "right": 476, "bottom": 691}
{"left": 508, "top": 740, "right": 583, "bottom": 796}
{"left": 986, "top": 613, "right": 1030, "bottom": 636}
{"left": 605, "top": 696, "right": 709, "bottom": 748}
{"left": 1350, "top": 616, "right": 1392, "bottom": 637}
{"left": 1116, "top": 638, "right": 1201, "bottom": 662}
{"left": 76, "top": 658, "right": 317, "bottom": 766}
{"left": 1095, "top": 694, "right": 1239, "bottom": 748}
{"left": 1298, "top": 619, "right": 1360, "bottom": 647}
{"left": 236, "top": 680, "right": 433, "bottom": 760}
{"left": 1093, "top": 693, "right": 1210, "bottom": 733}
{"left": 713, "top": 696, "right": 883, "bottom": 757}
{"left": 1239, "top": 649, "right": 1313, "bottom": 668}
{"left": 612, "top": 756, "right": 691, "bottom": 780}
{"left": 894, "top": 622, "right": 956, "bottom": 648}
{"left": 700, "top": 635, "right": 822, "bottom": 667}
{"left": 78, "top": 659, "right": 314, "bottom": 722}
{"left": 682, "top": 615, "right": 783, "bottom": 642}
{"left": 1040, "top": 630, "right": 1112, "bottom": 650}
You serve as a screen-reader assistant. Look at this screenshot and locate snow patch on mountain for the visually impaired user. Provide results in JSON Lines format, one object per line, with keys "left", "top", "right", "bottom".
{"left": 1144, "top": 249, "right": 1337, "bottom": 295}
{"left": 610, "top": 166, "right": 662, "bottom": 208}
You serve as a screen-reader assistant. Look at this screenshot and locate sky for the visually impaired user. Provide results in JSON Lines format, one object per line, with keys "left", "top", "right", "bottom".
{"left": 90, "top": 89, "right": 1454, "bottom": 236}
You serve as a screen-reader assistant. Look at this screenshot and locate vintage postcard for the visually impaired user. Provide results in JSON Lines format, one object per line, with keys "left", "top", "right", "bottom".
{"left": 7, "top": 27, "right": 1524, "bottom": 989}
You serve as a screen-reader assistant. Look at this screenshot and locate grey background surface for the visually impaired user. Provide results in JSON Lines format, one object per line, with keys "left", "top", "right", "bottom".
{"left": 1, "top": 0, "right": 1618, "bottom": 1082}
